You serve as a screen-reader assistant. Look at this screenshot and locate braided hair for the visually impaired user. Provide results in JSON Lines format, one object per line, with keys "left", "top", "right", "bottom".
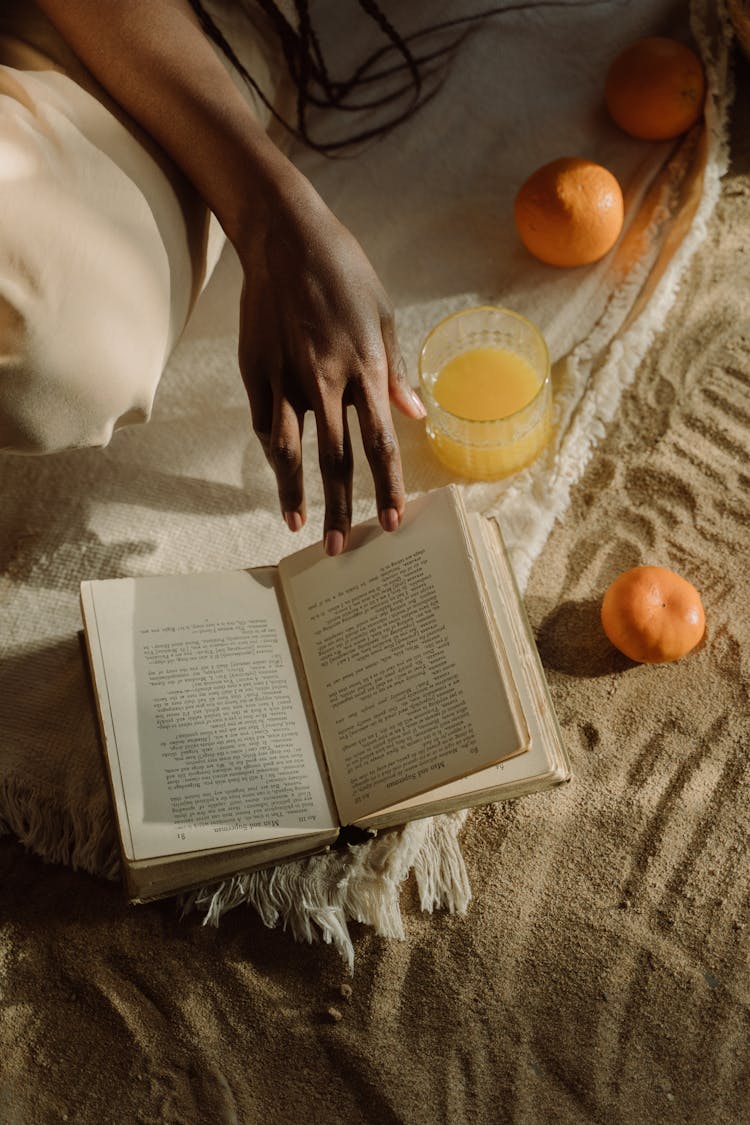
{"left": 188, "top": 1, "right": 607, "bottom": 155}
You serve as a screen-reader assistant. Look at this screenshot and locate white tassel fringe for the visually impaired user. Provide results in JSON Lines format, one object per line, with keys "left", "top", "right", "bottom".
{"left": 184, "top": 812, "right": 471, "bottom": 973}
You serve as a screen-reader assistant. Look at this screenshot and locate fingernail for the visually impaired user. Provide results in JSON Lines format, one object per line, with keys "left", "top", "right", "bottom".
{"left": 325, "top": 530, "right": 345, "bottom": 557}
{"left": 407, "top": 387, "right": 427, "bottom": 418}
{"left": 284, "top": 511, "right": 303, "bottom": 532}
{"left": 379, "top": 507, "right": 400, "bottom": 532}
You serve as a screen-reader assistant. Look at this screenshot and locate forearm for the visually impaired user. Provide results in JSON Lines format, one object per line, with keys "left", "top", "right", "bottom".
{"left": 35, "top": 0, "right": 302, "bottom": 251}
{"left": 36, "top": 0, "right": 422, "bottom": 544}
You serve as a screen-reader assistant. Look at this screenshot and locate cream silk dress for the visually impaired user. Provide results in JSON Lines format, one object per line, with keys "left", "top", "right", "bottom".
{"left": 0, "top": 1, "right": 280, "bottom": 452}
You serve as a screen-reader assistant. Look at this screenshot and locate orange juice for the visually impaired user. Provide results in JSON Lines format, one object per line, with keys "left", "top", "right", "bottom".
{"left": 419, "top": 307, "right": 552, "bottom": 481}
{"left": 433, "top": 347, "right": 543, "bottom": 421}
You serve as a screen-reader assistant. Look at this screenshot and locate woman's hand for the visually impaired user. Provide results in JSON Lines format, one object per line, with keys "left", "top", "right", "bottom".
{"left": 238, "top": 178, "right": 425, "bottom": 555}
{"left": 35, "top": 0, "right": 426, "bottom": 553}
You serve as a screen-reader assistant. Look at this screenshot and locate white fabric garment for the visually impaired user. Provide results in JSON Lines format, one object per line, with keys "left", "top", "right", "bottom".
{"left": 0, "top": 0, "right": 279, "bottom": 452}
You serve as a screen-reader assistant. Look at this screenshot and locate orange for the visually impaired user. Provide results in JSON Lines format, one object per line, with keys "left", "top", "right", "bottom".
{"left": 601, "top": 565, "right": 705, "bottom": 664}
{"left": 605, "top": 37, "right": 706, "bottom": 141}
{"left": 514, "top": 157, "right": 624, "bottom": 268}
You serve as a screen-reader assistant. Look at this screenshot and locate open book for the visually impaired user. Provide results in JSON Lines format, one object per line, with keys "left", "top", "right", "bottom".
{"left": 80, "top": 486, "right": 570, "bottom": 902}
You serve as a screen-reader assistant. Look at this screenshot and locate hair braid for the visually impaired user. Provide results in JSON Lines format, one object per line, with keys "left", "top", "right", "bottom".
{"left": 356, "top": 0, "right": 421, "bottom": 104}
{"left": 190, "top": 1, "right": 609, "bottom": 155}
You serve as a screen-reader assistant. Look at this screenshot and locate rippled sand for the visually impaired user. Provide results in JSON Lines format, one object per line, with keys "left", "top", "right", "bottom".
{"left": 2, "top": 51, "right": 749, "bottom": 1125}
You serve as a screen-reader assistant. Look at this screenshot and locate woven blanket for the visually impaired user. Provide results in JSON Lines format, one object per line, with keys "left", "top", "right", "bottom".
{"left": 0, "top": 0, "right": 733, "bottom": 968}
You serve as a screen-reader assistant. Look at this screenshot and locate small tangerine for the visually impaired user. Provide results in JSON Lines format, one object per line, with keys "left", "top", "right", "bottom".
{"left": 514, "top": 157, "right": 624, "bottom": 268}
{"left": 601, "top": 565, "right": 705, "bottom": 664}
{"left": 605, "top": 37, "right": 706, "bottom": 141}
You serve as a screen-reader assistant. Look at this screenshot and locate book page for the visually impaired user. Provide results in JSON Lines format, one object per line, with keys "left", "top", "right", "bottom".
{"left": 81, "top": 569, "right": 338, "bottom": 862}
{"left": 368, "top": 511, "right": 570, "bottom": 823}
{"left": 278, "top": 487, "right": 527, "bottom": 824}
{"left": 361, "top": 741, "right": 556, "bottom": 828}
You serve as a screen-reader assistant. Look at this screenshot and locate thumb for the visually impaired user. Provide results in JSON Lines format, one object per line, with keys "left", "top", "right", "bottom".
{"left": 381, "top": 314, "right": 426, "bottom": 420}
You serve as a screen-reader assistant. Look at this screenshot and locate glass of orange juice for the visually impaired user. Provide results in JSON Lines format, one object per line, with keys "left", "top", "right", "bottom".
{"left": 418, "top": 306, "right": 552, "bottom": 480}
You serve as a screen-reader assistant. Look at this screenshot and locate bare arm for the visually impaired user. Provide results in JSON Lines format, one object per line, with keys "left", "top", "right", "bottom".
{"left": 36, "top": 0, "right": 425, "bottom": 553}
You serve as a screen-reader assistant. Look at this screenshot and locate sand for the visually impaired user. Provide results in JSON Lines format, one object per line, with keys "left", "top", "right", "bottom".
{"left": 1, "top": 44, "right": 749, "bottom": 1125}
